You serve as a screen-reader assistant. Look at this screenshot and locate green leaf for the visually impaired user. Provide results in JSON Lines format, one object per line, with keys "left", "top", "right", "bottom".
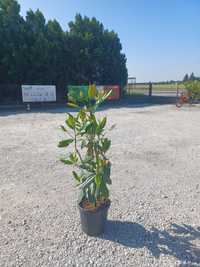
{"left": 58, "top": 139, "right": 74, "bottom": 147}
{"left": 95, "top": 90, "right": 112, "bottom": 108}
{"left": 102, "top": 162, "right": 112, "bottom": 184}
{"left": 72, "top": 171, "right": 81, "bottom": 182}
{"left": 60, "top": 125, "right": 67, "bottom": 132}
{"left": 81, "top": 140, "right": 87, "bottom": 149}
{"left": 60, "top": 158, "right": 73, "bottom": 165}
{"left": 88, "top": 84, "right": 96, "bottom": 99}
{"left": 67, "top": 102, "right": 79, "bottom": 108}
{"left": 97, "top": 117, "right": 107, "bottom": 134}
{"left": 87, "top": 187, "right": 96, "bottom": 204}
{"left": 100, "top": 117, "right": 107, "bottom": 129}
{"left": 102, "top": 138, "right": 111, "bottom": 152}
{"left": 100, "top": 182, "right": 109, "bottom": 198}
{"left": 69, "top": 153, "right": 78, "bottom": 163}
{"left": 78, "top": 175, "right": 95, "bottom": 189}
{"left": 90, "top": 114, "right": 97, "bottom": 126}
{"left": 65, "top": 114, "right": 75, "bottom": 129}
{"left": 95, "top": 174, "right": 101, "bottom": 187}
{"left": 102, "top": 90, "right": 112, "bottom": 101}
{"left": 85, "top": 122, "right": 93, "bottom": 133}
{"left": 78, "top": 109, "right": 86, "bottom": 121}
{"left": 78, "top": 189, "right": 85, "bottom": 204}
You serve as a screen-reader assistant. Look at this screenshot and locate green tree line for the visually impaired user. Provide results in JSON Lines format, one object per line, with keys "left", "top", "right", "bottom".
{"left": 0, "top": 0, "right": 128, "bottom": 93}
{"left": 183, "top": 72, "right": 199, "bottom": 82}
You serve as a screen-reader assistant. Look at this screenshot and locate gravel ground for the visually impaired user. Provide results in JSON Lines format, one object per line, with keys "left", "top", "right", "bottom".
{"left": 1, "top": 104, "right": 200, "bottom": 267}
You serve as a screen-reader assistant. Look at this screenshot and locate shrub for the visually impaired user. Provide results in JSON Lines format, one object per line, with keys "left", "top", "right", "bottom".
{"left": 58, "top": 85, "right": 114, "bottom": 210}
{"left": 184, "top": 80, "right": 200, "bottom": 100}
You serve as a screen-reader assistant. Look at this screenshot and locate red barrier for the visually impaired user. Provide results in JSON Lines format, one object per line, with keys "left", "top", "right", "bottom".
{"left": 103, "top": 85, "right": 120, "bottom": 100}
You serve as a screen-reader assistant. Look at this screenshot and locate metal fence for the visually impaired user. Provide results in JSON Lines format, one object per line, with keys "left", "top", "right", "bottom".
{"left": 125, "top": 82, "right": 184, "bottom": 97}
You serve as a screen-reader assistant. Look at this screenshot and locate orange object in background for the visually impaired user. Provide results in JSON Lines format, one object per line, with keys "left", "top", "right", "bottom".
{"left": 103, "top": 85, "right": 120, "bottom": 100}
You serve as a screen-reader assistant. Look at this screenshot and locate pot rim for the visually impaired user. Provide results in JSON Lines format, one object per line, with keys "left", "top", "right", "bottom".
{"left": 78, "top": 199, "right": 111, "bottom": 213}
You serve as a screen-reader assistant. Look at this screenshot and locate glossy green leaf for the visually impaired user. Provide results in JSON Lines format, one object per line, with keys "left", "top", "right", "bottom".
{"left": 67, "top": 102, "right": 79, "bottom": 108}
{"left": 102, "top": 138, "right": 111, "bottom": 152}
{"left": 65, "top": 114, "right": 75, "bottom": 129}
{"left": 58, "top": 139, "right": 73, "bottom": 147}
{"left": 100, "top": 117, "right": 107, "bottom": 129}
{"left": 72, "top": 171, "right": 81, "bottom": 182}
{"left": 69, "top": 153, "right": 78, "bottom": 163}
{"left": 88, "top": 84, "right": 96, "bottom": 99}
{"left": 95, "top": 174, "right": 101, "bottom": 187}
{"left": 60, "top": 158, "right": 73, "bottom": 165}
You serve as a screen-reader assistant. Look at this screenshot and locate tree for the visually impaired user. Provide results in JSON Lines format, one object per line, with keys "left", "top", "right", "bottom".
{"left": 46, "top": 19, "right": 71, "bottom": 97}
{"left": 183, "top": 73, "right": 189, "bottom": 82}
{"left": 189, "top": 72, "right": 195, "bottom": 81}
{"left": 0, "top": 2, "right": 128, "bottom": 93}
{"left": 24, "top": 9, "right": 49, "bottom": 83}
{"left": 68, "top": 14, "right": 128, "bottom": 86}
{"left": 0, "top": 0, "right": 26, "bottom": 83}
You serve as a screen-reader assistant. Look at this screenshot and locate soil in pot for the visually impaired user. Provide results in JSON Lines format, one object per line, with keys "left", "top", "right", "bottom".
{"left": 78, "top": 199, "right": 111, "bottom": 236}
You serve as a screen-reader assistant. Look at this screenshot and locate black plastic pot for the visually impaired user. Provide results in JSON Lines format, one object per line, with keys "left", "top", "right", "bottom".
{"left": 78, "top": 201, "right": 110, "bottom": 236}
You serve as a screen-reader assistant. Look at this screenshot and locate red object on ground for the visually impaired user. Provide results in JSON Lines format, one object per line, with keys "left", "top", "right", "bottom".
{"left": 103, "top": 85, "right": 120, "bottom": 100}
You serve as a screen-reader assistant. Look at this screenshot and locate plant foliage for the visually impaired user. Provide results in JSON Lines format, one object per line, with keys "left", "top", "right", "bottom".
{"left": 184, "top": 80, "right": 200, "bottom": 100}
{"left": 58, "top": 85, "right": 114, "bottom": 208}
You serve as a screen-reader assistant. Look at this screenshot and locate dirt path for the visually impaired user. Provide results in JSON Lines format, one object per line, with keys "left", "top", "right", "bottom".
{"left": 1, "top": 104, "right": 200, "bottom": 267}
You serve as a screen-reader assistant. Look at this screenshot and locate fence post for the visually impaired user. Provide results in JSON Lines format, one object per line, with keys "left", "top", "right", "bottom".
{"left": 176, "top": 82, "right": 179, "bottom": 98}
{"left": 149, "top": 82, "right": 152, "bottom": 96}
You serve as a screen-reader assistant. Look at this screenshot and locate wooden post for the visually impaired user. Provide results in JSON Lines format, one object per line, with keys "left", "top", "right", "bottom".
{"left": 176, "top": 82, "right": 179, "bottom": 98}
{"left": 149, "top": 82, "right": 152, "bottom": 96}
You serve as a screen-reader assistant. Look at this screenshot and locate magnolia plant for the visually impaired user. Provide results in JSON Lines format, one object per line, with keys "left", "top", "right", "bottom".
{"left": 58, "top": 85, "right": 114, "bottom": 210}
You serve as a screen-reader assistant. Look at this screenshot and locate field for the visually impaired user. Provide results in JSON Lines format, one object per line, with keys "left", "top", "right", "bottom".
{"left": 1, "top": 103, "right": 200, "bottom": 266}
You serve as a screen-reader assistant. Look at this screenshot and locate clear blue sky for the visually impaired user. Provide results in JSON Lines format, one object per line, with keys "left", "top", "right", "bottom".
{"left": 18, "top": 0, "right": 200, "bottom": 82}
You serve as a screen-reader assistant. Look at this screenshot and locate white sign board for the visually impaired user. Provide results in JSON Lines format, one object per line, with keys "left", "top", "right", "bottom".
{"left": 22, "top": 85, "right": 56, "bottom": 102}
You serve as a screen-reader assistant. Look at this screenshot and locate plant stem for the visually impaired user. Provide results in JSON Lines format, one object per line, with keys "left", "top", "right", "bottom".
{"left": 74, "top": 127, "right": 83, "bottom": 163}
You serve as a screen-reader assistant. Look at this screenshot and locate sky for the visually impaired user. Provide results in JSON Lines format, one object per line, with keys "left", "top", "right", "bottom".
{"left": 18, "top": 0, "right": 200, "bottom": 82}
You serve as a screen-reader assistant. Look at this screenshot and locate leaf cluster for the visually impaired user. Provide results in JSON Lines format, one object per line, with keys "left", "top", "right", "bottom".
{"left": 58, "top": 85, "right": 115, "bottom": 206}
{"left": 184, "top": 80, "right": 200, "bottom": 100}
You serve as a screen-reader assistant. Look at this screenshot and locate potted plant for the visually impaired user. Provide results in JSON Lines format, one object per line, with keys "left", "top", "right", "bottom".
{"left": 58, "top": 85, "right": 114, "bottom": 236}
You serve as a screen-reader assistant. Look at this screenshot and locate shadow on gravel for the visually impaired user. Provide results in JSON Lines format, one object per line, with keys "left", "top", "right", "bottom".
{"left": 102, "top": 221, "right": 200, "bottom": 265}
{"left": 0, "top": 96, "right": 176, "bottom": 117}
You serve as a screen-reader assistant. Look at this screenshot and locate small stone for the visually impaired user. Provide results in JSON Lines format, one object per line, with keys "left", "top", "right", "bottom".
{"left": 75, "top": 246, "right": 82, "bottom": 253}
{"left": 139, "top": 251, "right": 144, "bottom": 256}
{"left": 25, "top": 224, "right": 30, "bottom": 230}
